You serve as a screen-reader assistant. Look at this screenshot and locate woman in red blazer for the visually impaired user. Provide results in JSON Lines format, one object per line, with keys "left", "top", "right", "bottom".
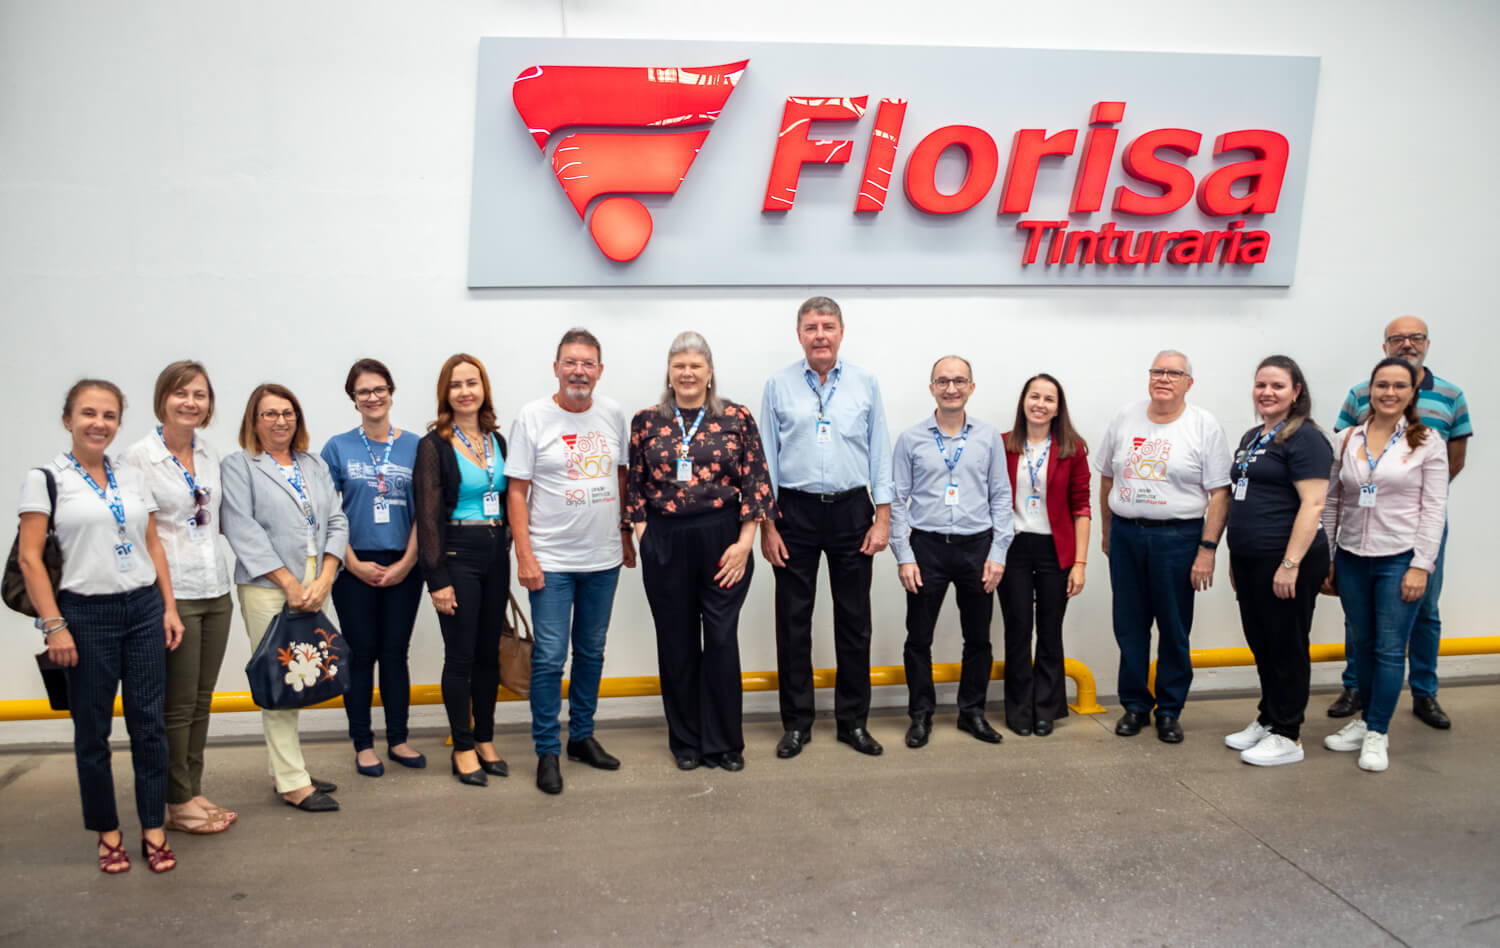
{"left": 999, "top": 373, "right": 1092, "bottom": 737}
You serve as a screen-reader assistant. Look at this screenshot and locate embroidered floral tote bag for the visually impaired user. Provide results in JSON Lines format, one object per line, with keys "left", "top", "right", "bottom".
{"left": 245, "top": 607, "right": 350, "bottom": 710}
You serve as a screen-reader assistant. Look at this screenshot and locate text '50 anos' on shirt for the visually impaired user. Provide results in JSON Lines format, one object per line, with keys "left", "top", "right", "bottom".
{"left": 1335, "top": 368, "right": 1473, "bottom": 442}
{"left": 320, "top": 426, "right": 420, "bottom": 551}
{"left": 506, "top": 395, "right": 629, "bottom": 573}
{"left": 759, "top": 358, "right": 894, "bottom": 503}
{"left": 18, "top": 453, "right": 160, "bottom": 595}
{"left": 1094, "top": 401, "right": 1233, "bottom": 520}
{"left": 122, "top": 432, "right": 231, "bottom": 599}
{"left": 1321, "top": 422, "right": 1448, "bottom": 571}
{"left": 888, "top": 414, "right": 1014, "bottom": 565}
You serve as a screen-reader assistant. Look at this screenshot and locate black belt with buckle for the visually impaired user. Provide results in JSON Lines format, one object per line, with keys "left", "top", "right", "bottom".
{"left": 911, "top": 528, "right": 992, "bottom": 544}
{"left": 781, "top": 486, "right": 866, "bottom": 504}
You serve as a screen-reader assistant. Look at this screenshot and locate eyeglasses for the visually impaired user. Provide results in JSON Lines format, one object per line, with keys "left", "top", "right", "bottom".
{"left": 258, "top": 409, "right": 297, "bottom": 421}
{"left": 1148, "top": 368, "right": 1190, "bottom": 380}
{"left": 1385, "top": 333, "right": 1428, "bottom": 346}
{"left": 191, "top": 487, "right": 212, "bottom": 527}
{"left": 354, "top": 386, "right": 391, "bottom": 399}
{"left": 930, "top": 377, "right": 972, "bottom": 389}
{"left": 559, "top": 358, "right": 600, "bottom": 372}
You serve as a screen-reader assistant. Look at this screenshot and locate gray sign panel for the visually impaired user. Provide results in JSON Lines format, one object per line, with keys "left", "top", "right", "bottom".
{"left": 469, "top": 38, "right": 1319, "bottom": 287}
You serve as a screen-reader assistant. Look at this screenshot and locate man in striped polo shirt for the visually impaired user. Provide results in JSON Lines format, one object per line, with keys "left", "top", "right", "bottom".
{"left": 1327, "top": 315, "right": 1472, "bottom": 728}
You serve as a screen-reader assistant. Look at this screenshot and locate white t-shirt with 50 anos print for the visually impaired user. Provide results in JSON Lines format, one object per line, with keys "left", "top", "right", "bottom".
{"left": 1094, "top": 400, "right": 1232, "bottom": 521}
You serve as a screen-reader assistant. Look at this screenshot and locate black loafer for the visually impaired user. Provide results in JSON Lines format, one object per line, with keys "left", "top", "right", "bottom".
{"left": 1327, "top": 686, "right": 1361, "bottom": 718}
{"left": 1155, "top": 714, "right": 1184, "bottom": 744}
{"left": 1115, "top": 710, "right": 1150, "bottom": 736}
{"left": 905, "top": 713, "right": 933, "bottom": 748}
{"left": 1033, "top": 719, "right": 1054, "bottom": 737}
{"left": 1412, "top": 696, "right": 1452, "bottom": 729}
{"left": 675, "top": 755, "right": 701, "bottom": 771}
{"left": 956, "top": 712, "right": 1003, "bottom": 744}
{"left": 477, "top": 755, "right": 509, "bottom": 778}
{"left": 776, "top": 729, "right": 812, "bottom": 759}
{"left": 311, "top": 777, "right": 338, "bottom": 794}
{"left": 708, "top": 751, "right": 745, "bottom": 772}
{"left": 286, "top": 788, "right": 339, "bottom": 812}
{"left": 566, "top": 737, "right": 621, "bottom": 771}
{"left": 836, "top": 726, "right": 884, "bottom": 756}
{"left": 536, "top": 753, "right": 563, "bottom": 794}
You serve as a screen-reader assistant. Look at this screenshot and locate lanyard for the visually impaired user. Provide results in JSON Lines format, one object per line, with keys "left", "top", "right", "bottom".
{"left": 1024, "top": 435, "right": 1051, "bottom": 493}
{"left": 672, "top": 405, "right": 706, "bottom": 457}
{"left": 1237, "top": 420, "right": 1285, "bottom": 477}
{"left": 156, "top": 426, "right": 203, "bottom": 500}
{"left": 1358, "top": 421, "right": 1407, "bottom": 484}
{"left": 68, "top": 453, "right": 127, "bottom": 539}
{"left": 804, "top": 364, "right": 840, "bottom": 419}
{"left": 280, "top": 458, "right": 317, "bottom": 530}
{"left": 932, "top": 422, "right": 969, "bottom": 478}
{"left": 454, "top": 427, "right": 497, "bottom": 490}
{"left": 358, "top": 425, "right": 395, "bottom": 494}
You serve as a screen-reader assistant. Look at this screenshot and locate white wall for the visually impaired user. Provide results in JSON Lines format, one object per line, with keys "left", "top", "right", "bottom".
{"left": 3, "top": 0, "right": 1495, "bottom": 743}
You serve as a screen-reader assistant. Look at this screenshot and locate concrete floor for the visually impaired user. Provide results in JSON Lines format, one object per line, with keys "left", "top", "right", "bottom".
{"left": 1, "top": 685, "right": 1497, "bottom": 947}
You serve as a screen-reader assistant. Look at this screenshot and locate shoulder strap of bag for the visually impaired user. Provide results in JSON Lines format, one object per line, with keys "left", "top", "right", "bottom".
{"left": 1331, "top": 428, "right": 1354, "bottom": 537}
{"left": 43, "top": 468, "right": 57, "bottom": 527}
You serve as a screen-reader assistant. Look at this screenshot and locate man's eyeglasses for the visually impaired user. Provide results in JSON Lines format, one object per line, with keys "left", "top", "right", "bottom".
{"left": 354, "top": 386, "right": 391, "bottom": 399}
{"left": 1385, "top": 333, "right": 1428, "bottom": 346}
{"left": 1148, "top": 368, "right": 1190, "bottom": 380}
{"left": 931, "top": 377, "right": 972, "bottom": 389}
{"left": 559, "top": 359, "right": 600, "bottom": 372}
{"left": 259, "top": 409, "right": 297, "bottom": 421}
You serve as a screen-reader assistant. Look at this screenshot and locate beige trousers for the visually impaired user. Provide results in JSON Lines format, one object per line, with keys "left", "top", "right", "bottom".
{"left": 238, "top": 558, "right": 317, "bottom": 793}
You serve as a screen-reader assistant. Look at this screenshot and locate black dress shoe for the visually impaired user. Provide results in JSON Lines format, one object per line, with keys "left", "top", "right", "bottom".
{"left": 476, "top": 754, "right": 510, "bottom": 778}
{"left": 675, "top": 755, "right": 701, "bottom": 771}
{"left": 1412, "top": 696, "right": 1452, "bottom": 729}
{"left": 776, "top": 729, "right": 811, "bottom": 759}
{"left": 1327, "top": 686, "right": 1361, "bottom": 718}
{"left": 1155, "top": 714, "right": 1184, "bottom": 744}
{"left": 1115, "top": 710, "right": 1150, "bottom": 736}
{"left": 451, "top": 751, "right": 488, "bottom": 787}
{"left": 285, "top": 788, "right": 339, "bottom": 812}
{"left": 311, "top": 777, "right": 338, "bottom": 794}
{"left": 707, "top": 751, "right": 745, "bottom": 772}
{"left": 905, "top": 713, "right": 933, "bottom": 748}
{"left": 566, "top": 736, "right": 621, "bottom": 770}
{"left": 957, "top": 712, "right": 1003, "bottom": 744}
{"left": 536, "top": 753, "right": 563, "bottom": 794}
{"left": 1008, "top": 722, "right": 1032, "bottom": 737}
{"left": 836, "top": 726, "right": 884, "bottom": 756}
{"left": 1033, "top": 719, "right": 1054, "bottom": 737}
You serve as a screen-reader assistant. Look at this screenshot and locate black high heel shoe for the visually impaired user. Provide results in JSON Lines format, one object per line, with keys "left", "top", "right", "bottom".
{"left": 451, "top": 750, "right": 488, "bottom": 787}
{"left": 476, "top": 753, "right": 509, "bottom": 778}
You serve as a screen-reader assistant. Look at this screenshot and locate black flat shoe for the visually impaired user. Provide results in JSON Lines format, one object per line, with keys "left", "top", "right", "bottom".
{"left": 1115, "top": 710, "right": 1150, "bottom": 736}
{"left": 1155, "top": 714, "right": 1184, "bottom": 744}
{"left": 905, "top": 713, "right": 932, "bottom": 748}
{"left": 536, "top": 754, "right": 563, "bottom": 794}
{"left": 285, "top": 789, "right": 339, "bottom": 812}
{"left": 451, "top": 752, "right": 488, "bottom": 787}
{"left": 675, "top": 755, "right": 700, "bottom": 771}
{"left": 1033, "top": 719, "right": 1054, "bottom": 737}
{"left": 1327, "top": 686, "right": 1361, "bottom": 718}
{"left": 836, "top": 726, "right": 883, "bottom": 756}
{"left": 1008, "top": 722, "right": 1032, "bottom": 737}
{"left": 355, "top": 755, "right": 384, "bottom": 778}
{"left": 776, "top": 729, "right": 811, "bottom": 759}
{"left": 311, "top": 777, "right": 338, "bottom": 794}
{"left": 956, "top": 712, "right": 1002, "bottom": 744}
{"left": 387, "top": 747, "right": 427, "bottom": 769}
{"left": 566, "top": 737, "right": 621, "bottom": 771}
{"left": 707, "top": 751, "right": 745, "bottom": 772}
{"left": 1412, "top": 696, "right": 1452, "bottom": 729}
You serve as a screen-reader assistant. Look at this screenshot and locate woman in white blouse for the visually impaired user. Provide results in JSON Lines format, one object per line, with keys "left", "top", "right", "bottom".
{"left": 122, "top": 361, "right": 236, "bottom": 834}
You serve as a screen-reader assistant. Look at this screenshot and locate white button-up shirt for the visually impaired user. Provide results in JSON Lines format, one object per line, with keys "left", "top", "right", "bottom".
{"left": 122, "top": 431, "right": 232, "bottom": 600}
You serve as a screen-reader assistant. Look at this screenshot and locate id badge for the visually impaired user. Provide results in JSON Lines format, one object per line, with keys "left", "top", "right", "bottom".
{"left": 187, "top": 519, "right": 209, "bottom": 542}
{"left": 373, "top": 495, "right": 391, "bottom": 524}
{"left": 1358, "top": 483, "right": 1378, "bottom": 508}
{"left": 482, "top": 490, "right": 502, "bottom": 517}
{"left": 1026, "top": 494, "right": 1043, "bottom": 513}
{"left": 114, "top": 541, "right": 135, "bottom": 572}
{"left": 1233, "top": 477, "right": 1248, "bottom": 501}
{"left": 815, "top": 419, "right": 832, "bottom": 443}
{"left": 676, "top": 457, "right": 693, "bottom": 482}
{"left": 943, "top": 483, "right": 960, "bottom": 506}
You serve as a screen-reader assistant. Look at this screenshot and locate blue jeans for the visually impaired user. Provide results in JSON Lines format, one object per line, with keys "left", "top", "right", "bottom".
{"left": 1107, "top": 518, "right": 1201, "bottom": 717}
{"left": 528, "top": 567, "right": 620, "bottom": 756}
{"left": 1341, "top": 524, "right": 1446, "bottom": 697}
{"left": 1335, "top": 548, "right": 1423, "bottom": 733}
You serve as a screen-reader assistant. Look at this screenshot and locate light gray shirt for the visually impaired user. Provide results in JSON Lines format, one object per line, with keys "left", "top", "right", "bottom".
{"left": 889, "top": 414, "right": 1014, "bottom": 565}
{"left": 220, "top": 450, "right": 348, "bottom": 587}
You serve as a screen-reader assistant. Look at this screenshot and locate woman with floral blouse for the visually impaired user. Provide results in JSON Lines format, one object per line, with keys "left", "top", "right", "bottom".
{"left": 626, "top": 331, "right": 778, "bottom": 772}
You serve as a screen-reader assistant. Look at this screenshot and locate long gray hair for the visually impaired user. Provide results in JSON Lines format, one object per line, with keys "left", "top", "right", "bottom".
{"left": 658, "top": 331, "right": 725, "bottom": 418}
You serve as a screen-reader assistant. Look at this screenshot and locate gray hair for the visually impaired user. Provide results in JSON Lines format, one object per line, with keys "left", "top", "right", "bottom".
{"left": 796, "top": 296, "right": 843, "bottom": 327}
{"left": 1152, "top": 349, "right": 1194, "bottom": 377}
{"left": 658, "top": 331, "right": 726, "bottom": 418}
{"left": 929, "top": 354, "right": 973, "bottom": 381}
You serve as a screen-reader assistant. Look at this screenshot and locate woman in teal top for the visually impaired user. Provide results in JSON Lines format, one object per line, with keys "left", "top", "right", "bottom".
{"left": 412, "top": 354, "right": 512, "bottom": 787}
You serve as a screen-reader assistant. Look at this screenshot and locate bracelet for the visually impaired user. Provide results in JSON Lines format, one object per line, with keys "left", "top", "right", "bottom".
{"left": 1198, "top": 539, "right": 1218, "bottom": 552}
{"left": 1074, "top": 561, "right": 1087, "bottom": 567}
{"left": 41, "top": 619, "right": 68, "bottom": 638}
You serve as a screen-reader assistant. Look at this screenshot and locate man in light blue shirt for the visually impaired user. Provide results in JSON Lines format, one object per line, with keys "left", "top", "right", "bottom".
{"left": 890, "top": 355, "right": 1013, "bottom": 749}
{"left": 760, "top": 296, "right": 894, "bottom": 759}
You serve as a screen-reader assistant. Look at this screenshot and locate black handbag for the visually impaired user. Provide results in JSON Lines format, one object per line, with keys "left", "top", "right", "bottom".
{"left": 244, "top": 606, "right": 351, "bottom": 710}
{"left": 4, "top": 468, "right": 63, "bottom": 617}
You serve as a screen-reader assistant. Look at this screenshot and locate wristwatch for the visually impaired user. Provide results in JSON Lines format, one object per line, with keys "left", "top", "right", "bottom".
{"left": 1198, "top": 540, "right": 1217, "bottom": 552}
{"left": 1281, "top": 557, "right": 1300, "bottom": 569}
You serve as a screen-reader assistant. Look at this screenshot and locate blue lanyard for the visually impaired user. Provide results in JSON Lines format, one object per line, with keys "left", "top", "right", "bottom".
{"left": 672, "top": 405, "right": 706, "bottom": 457}
{"left": 454, "top": 428, "right": 497, "bottom": 489}
{"left": 1358, "top": 421, "right": 1406, "bottom": 483}
{"left": 1237, "top": 420, "right": 1285, "bottom": 477}
{"left": 156, "top": 426, "right": 203, "bottom": 500}
{"left": 932, "top": 422, "right": 969, "bottom": 478}
{"left": 68, "top": 453, "right": 127, "bottom": 538}
{"left": 280, "top": 459, "right": 317, "bottom": 529}
{"left": 1024, "top": 435, "right": 1051, "bottom": 493}
{"left": 804, "top": 364, "right": 840, "bottom": 418}
{"left": 358, "top": 425, "right": 394, "bottom": 494}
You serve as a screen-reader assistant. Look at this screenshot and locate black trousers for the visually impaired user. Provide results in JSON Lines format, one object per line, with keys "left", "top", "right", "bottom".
{"left": 331, "top": 548, "right": 425, "bottom": 751}
{"left": 997, "top": 532, "right": 1072, "bottom": 730}
{"left": 58, "top": 585, "right": 167, "bottom": 832}
{"left": 773, "top": 488, "right": 874, "bottom": 731}
{"left": 434, "top": 524, "right": 510, "bottom": 752}
{"left": 903, "top": 529, "right": 994, "bottom": 717}
{"left": 640, "top": 510, "right": 751, "bottom": 757}
{"left": 1230, "top": 542, "right": 1331, "bottom": 741}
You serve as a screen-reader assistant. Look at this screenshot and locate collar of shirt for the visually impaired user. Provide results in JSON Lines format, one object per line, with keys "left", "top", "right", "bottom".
{"left": 801, "top": 357, "right": 843, "bottom": 391}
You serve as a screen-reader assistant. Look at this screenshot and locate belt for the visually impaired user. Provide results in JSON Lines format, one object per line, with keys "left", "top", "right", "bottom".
{"left": 449, "top": 518, "right": 504, "bottom": 527}
{"left": 1111, "top": 516, "right": 1200, "bottom": 528}
{"left": 780, "top": 486, "right": 866, "bottom": 504}
{"left": 911, "top": 528, "right": 991, "bottom": 544}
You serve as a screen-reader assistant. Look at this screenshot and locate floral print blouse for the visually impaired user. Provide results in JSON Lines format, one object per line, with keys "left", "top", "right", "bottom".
{"left": 626, "top": 400, "right": 779, "bottom": 523}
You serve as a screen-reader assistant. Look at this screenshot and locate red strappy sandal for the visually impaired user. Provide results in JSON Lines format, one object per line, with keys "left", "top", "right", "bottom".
{"left": 97, "top": 833, "right": 130, "bottom": 874}
{"left": 140, "top": 836, "right": 176, "bottom": 873}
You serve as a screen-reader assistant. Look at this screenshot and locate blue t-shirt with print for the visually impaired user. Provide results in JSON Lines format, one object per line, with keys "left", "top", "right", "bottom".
{"left": 321, "top": 427, "right": 420, "bottom": 551}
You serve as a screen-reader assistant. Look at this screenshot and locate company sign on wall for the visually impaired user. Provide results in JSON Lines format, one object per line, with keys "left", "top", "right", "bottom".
{"left": 468, "top": 39, "right": 1319, "bottom": 287}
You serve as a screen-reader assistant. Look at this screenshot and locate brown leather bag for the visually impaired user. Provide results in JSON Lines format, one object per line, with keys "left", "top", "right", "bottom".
{"left": 499, "top": 591, "right": 533, "bottom": 698}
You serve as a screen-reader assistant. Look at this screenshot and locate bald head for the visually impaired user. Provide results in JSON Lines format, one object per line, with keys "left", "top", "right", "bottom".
{"left": 1382, "top": 315, "right": 1430, "bottom": 371}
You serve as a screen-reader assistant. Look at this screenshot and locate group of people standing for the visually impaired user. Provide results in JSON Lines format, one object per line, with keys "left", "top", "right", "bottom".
{"left": 13, "top": 301, "right": 1467, "bottom": 876}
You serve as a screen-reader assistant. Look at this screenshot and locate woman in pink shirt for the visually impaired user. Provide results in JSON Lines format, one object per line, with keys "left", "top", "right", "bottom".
{"left": 1320, "top": 357, "right": 1447, "bottom": 773}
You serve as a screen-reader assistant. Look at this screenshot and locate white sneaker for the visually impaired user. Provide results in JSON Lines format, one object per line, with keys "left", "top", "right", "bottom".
{"left": 1225, "top": 720, "right": 1271, "bottom": 751}
{"left": 1358, "top": 731, "right": 1390, "bottom": 772}
{"left": 1323, "top": 718, "right": 1368, "bottom": 752}
{"left": 1240, "top": 733, "right": 1304, "bottom": 766}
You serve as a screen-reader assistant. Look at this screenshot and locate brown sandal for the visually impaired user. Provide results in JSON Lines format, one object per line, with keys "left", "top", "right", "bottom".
{"left": 140, "top": 836, "right": 176, "bottom": 873}
{"left": 164, "top": 802, "right": 232, "bottom": 835}
{"left": 98, "top": 833, "right": 130, "bottom": 874}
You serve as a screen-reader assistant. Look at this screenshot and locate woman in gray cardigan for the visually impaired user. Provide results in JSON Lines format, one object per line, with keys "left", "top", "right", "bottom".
{"left": 220, "top": 383, "right": 348, "bottom": 812}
